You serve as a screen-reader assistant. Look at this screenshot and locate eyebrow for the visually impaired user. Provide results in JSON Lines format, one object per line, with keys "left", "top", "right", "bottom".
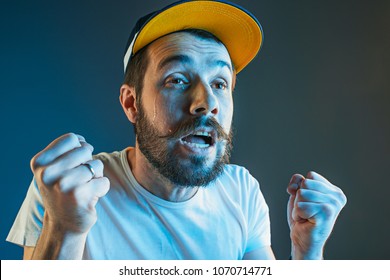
{"left": 157, "top": 54, "right": 233, "bottom": 73}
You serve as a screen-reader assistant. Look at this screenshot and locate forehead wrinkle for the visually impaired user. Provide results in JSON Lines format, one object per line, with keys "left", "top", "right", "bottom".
{"left": 158, "top": 54, "right": 193, "bottom": 72}
{"left": 149, "top": 33, "right": 233, "bottom": 73}
{"left": 157, "top": 54, "right": 232, "bottom": 75}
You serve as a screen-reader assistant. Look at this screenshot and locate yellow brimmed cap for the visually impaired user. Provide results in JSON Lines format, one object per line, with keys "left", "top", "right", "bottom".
{"left": 124, "top": 0, "right": 263, "bottom": 74}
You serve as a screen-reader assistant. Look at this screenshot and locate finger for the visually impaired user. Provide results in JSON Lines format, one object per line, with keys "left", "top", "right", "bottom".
{"left": 75, "top": 177, "right": 110, "bottom": 209}
{"left": 300, "top": 179, "right": 333, "bottom": 194}
{"left": 81, "top": 159, "right": 104, "bottom": 179}
{"left": 41, "top": 144, "right": 94, "bottom": 185}
{"left": 31, "top": 133, "right": 82, "bottom": 169}
{"left": 77, "top": 136, "right": 94, "bottom": 154}
{"left": 79, "top": 139, "right": 94, "bottom": 153}
{"left": 306, "top": 171, "right": 331, "bottom": 185}
{"left": 91, "top": 177, "right": 110, "bottom": 198}
{"left": 301, "top": 179, "right": 347, "bottom": 208}
{"left": 296, "top": 188, "right": 347, "bottom": 217}
{"left": 295, "top": 188, "right": 336, "bottom": 204}
{"left": 56, "top": 159, "right": 104, "bottom": 192}
{"left": 76, "top": 134, "right": 86, "bottom": 142}
{"left": 287, "top": 174, "right": 305, "bottom": 195}
{"left": 292, "top": 202, "right": 325, "bottom": 222}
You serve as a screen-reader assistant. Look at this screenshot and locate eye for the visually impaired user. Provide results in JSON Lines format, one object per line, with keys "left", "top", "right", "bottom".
{"left": 212, "top": 80, "right": 228, "bottom": 91}
{"left": 170, "top": 78, "right": 185, "bottom": 84}
{"left": 164, "top": 74, "right": 189, "bottom": 89}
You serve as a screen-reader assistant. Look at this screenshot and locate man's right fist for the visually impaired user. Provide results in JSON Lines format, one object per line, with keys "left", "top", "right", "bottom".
{"left": 30, "top": 133, "right": 110, "bottom": 234}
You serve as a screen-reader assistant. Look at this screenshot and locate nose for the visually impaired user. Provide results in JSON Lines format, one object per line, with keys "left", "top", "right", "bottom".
{"left": 189, "top": 81, "right": 219, "bottom": 117}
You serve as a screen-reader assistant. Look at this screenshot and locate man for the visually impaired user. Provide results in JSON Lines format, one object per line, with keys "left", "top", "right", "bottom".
{"left": 7, "top": 0, "right": 347, "bottom": 260}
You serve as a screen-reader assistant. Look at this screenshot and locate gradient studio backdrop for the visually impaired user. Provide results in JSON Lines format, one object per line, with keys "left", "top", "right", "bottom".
{"left": 1, "top": 0, "right": 389, "bottom": 260}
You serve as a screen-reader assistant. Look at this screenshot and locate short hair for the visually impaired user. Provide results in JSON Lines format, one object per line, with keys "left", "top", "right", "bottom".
{"left": 123, "top": 28, "right": 232, "bottom": 105}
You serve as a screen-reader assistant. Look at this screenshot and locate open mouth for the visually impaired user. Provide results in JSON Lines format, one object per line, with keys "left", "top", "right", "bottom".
{"left": 180, "top": 130, "right": 215, "bottom": 149}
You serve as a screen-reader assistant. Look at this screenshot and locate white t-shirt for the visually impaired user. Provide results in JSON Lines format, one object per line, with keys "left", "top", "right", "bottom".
{"left": 7, "top": 148, "right": 271, "bottom": 259}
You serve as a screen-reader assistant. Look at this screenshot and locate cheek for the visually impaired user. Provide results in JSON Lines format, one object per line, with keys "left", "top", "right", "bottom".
{"left": 151, "top": 94, "right": 182, "bottom": 132}
{"left": 219, "top": 96, "right": 234, "bottom": 130}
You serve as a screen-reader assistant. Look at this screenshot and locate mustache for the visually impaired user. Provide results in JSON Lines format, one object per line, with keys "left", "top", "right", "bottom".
{"left": 159, "top": 117, "right": 230, "bottom": 141}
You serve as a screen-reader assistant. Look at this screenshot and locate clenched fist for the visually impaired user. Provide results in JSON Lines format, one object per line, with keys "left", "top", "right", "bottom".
{"left": 287, "top": 171, "right": 347, "bottom": 259}
{"left": 30, "top": 133, "right": 110, "bottom": 235}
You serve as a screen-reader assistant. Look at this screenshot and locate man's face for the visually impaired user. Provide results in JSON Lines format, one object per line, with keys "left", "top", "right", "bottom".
{"left": 135, "top": 32, "right": 235, "bottom": 187}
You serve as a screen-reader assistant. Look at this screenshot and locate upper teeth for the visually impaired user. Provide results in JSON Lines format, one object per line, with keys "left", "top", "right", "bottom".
{"left": 194, "top": 131, "right": 210, "bottom": 137}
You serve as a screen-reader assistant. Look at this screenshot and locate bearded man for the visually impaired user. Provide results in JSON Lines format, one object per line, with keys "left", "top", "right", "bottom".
{"left": 7, "top": 0, "right": 347, "bottom": 260}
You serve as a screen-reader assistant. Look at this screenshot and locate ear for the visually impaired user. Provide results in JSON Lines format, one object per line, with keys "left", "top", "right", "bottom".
{"left": 120, "top": 84, "right": 138, "bottom": 123}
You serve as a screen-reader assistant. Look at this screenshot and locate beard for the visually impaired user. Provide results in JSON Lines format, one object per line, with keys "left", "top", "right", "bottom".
{"left": 135, "top": 106, "right": 233, "bottom": 187}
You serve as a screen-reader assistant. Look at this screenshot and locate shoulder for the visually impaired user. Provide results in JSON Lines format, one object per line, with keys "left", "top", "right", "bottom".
{"left": 223, "top": 164, "right": 253, "bottom": 176}
{"left": 215, "top": 164, "right": 263, "bottom": 203}
{"left": 214, "top": 164, "right": 269, "bottom": 223}
{"left": 221, "top": 164, "right": 260, "bottom": 189}
{"left": 93, "top": 149, "right": 127, "bottom": 170}
{"left": 93, "top": 150, "right": 122, "bottom": 163}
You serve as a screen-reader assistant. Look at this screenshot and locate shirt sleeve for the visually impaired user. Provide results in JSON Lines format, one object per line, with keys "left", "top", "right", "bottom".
{"left": 244, "top": 172, "right": 271, "bottom": 253}
{"left": 6, "top": 178, "right": 44, "bottom": 247}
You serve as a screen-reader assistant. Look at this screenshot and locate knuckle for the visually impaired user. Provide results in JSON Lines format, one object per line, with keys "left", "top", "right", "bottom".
{"left": 337, "top": 190, "right": 347, "bottom": 206}
{"left": 100, "top": 177, "right": 110, "bottom": 194}
{"left": 94, "top": 159, "right": 104, "bottom": 172}
{"left": 342, "top": 193, "right": 347, "bottom": 206}
{"left": 321, "top": 203, "right": 336, "bottom": 217}
{"left": 93, "top": 177, "right": 110, "bottom": 193}
{"left": 83, "top": 142, "right": 94, "bottom": 151}
{"left": 65, "top": 132, "right": 78, "bottom": 141}
{"left": 333, "top": 186, "right": 347, "bottom": 207}
{"left": 30, "top": 155, "right": 40, "bottom": 171}
{"left": 40, "top": 166, "right": 53, "bottom": 185}
{"left": 30, "top": 151, "right": 46, "bottom": 171}
{"left": 79, "top": 145, "right": 93, "bottom": 157}
{"left": 56, "top": 176, "right": 73, "bottom": 193}
{"left": 63, "top": 133, "right": 81, "bottom": 148}
{"left": 95, "top": 176, "right": 107, "bottom": 185}
{"left": 307, "top": 171, "right": 315, "bottom": 178}
{"left": 102, "top": 176, "right": 110, "bottom": 187}
{"left": 56, "top": 177, "right": 69, "bottom": 192}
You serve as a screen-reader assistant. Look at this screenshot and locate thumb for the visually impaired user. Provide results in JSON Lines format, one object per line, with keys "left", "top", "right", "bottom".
{"left": 287, "top": 174, "right": 305, "bottom": 195}
{"left": 287, "top": 174, "right": 305, "bottom": 227}
{"left": 287, "top": 194, "right": 295, "bottom": 227}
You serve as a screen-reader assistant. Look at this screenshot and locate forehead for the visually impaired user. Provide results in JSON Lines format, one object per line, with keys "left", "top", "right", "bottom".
{"left": 146, "top": 32, "right": 233, "bottom": 71}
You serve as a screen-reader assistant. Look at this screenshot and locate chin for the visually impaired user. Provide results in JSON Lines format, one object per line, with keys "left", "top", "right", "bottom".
{"left": 167, "top": 153, "right": 226, "bottom": 187}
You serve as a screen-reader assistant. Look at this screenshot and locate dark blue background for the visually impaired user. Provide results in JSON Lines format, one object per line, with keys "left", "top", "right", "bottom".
{"left": 1, "top": 0, "right": 389, "bottom": 259}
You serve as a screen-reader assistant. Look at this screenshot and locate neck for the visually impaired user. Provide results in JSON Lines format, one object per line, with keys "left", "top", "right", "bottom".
{"left": 126, "top": 146, "right": 198, "bottom": 202}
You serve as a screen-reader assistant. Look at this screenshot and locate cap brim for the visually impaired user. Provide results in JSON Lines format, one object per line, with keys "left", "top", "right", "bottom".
{"left": 133, "top": 0, "right": 263, "bottom": 73}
